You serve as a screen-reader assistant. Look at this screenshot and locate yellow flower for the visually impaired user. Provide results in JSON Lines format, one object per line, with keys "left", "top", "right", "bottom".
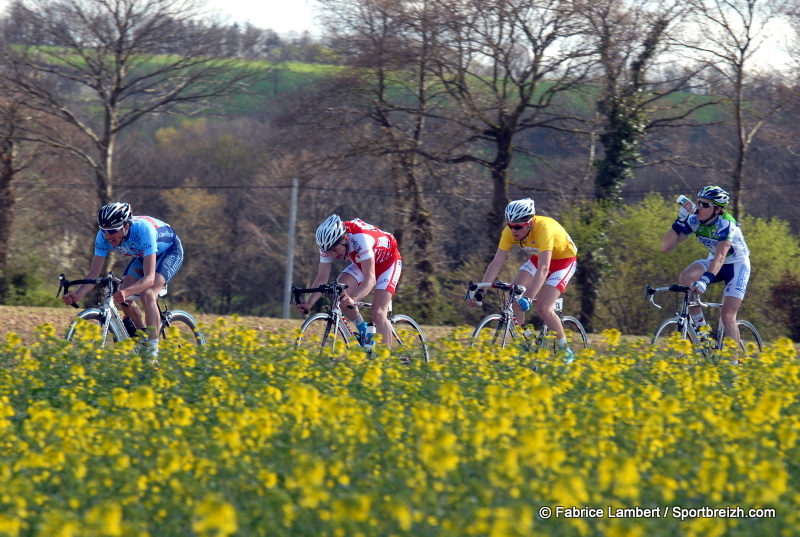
{"left": 192, "top": 494, "right": 238, "bottom": 537}
{"left": 0, "top": 514, "right": 22, "bottom": 537}
{"left": 84, "top": 502, "right": 123, "bottom": 537}
{"left": 128, "top": 386, "right": 156, "bottom": 409}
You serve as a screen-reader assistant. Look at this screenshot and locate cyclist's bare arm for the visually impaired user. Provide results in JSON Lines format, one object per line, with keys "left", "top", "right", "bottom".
{"left": 467, "top": 249, "right": 509, "bottom": 306}
{"left": 661, "top": 228, "right": 688, "bottom": 253}
{"left": 480, "top": 248, "right": 509, "bottom": 284}
{"left": 62, "top": 255, "right": 106, "bottom": 305}
{"left": 296, "top": 262, "right": 333, "bottom": 312}
{"left": 342, "top": 256, "right": 376, "bottom": 306}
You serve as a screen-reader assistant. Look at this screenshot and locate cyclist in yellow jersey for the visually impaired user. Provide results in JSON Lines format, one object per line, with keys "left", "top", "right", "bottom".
{"left": 467, "top": 198, "right": 578, "bottom": 360}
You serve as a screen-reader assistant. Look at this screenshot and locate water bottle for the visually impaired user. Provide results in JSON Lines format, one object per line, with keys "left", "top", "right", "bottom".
{"left": 364, "top": 323, "right": 376, "bottom": 351}
{"left": 676, "top": 195, "right": 696, "bottom": 212}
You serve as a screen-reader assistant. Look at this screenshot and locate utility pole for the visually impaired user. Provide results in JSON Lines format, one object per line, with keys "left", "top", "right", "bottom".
{"left": 282, "top": 178, "right": 299, "bottom": 318}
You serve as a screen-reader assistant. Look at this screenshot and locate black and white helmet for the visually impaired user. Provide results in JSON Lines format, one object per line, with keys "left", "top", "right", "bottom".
{"left": 97, "top": 202, "right": 132, "bottom": 229}
{"left": 315, "top": 214, "right": 346, "bottom": 251}
{"left": 504, "top": 198, "right": 536, "bottom": 223}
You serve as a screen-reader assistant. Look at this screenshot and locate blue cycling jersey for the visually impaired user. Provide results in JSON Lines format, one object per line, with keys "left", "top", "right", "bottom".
{"left": 94, "top": 216, "right": 176, "bottom": 258}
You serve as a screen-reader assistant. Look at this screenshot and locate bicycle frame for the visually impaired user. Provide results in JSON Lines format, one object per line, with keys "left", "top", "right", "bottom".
{"left": 469, "top": 281, "right": 589, "bottom": 352}
{"left": 468, "top": 281, "right": 530, "bottom": 348}
{"left": 58, "top": 273, "right": 206, "bottom": 347}
{"left": 292, "top": 282, "right": 431, "bottom": 361}
{"left": 646, "top": 283, "right": 762, "bottom": 357}
{"left": 59, "top": 273, "right": 128, "bottom": 343}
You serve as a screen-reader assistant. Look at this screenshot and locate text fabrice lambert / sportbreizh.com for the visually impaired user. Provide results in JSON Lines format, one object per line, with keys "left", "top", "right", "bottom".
{"left": 538, "top": 506, "right": 777, "bottom": 521}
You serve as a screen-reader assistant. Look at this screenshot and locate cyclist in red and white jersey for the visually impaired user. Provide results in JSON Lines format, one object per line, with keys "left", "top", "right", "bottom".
{"left": 466, "top": 198, "right": 578, "bottom": 361}
{"left": 296, "top": 215, "right": 402, "bottom": 348}
{"left": 61, "top": 202, "right": 184, "bottom": 358}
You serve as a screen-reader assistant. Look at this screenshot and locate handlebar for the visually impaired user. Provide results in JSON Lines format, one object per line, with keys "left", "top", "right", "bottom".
{"left": 291, "top": 282, "right": 350, "bottom": 314}
{"left": 466, "top": 280, "right": 527, "bottom": 306}
{"left": 645, "top": 283, "right": 707, "bottom": 310}
{"left": 58, "top": 273, "right": 123, "bottom": 308}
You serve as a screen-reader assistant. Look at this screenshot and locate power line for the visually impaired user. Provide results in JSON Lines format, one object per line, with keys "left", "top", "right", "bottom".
{"left": 11, "top": 179, "right": 799, "bottom": 201}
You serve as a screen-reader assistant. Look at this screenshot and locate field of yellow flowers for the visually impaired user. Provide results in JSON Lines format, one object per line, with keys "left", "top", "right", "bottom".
{"left": 0, "top": 319, "right": 798, "bottom": 537}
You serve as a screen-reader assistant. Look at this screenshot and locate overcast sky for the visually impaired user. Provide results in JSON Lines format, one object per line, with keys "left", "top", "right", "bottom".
{"left": 205, "top": 0, "right": 317, "bottom": 35}
{"left": 0, "top": 0, "right": 319, "bottom": 36}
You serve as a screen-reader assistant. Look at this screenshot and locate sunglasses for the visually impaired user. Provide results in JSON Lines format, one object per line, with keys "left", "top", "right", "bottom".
{"left": 696, "top": 200, "right": 715, "bottom": 209}
{"left": 507, "top": 222, "right": 529, "bottom": 230}
{"left": 325, "top": 239, "right": 346, "bottom": 253}
{"left": 100, "top": 225, "right": 125, "bottom": 235}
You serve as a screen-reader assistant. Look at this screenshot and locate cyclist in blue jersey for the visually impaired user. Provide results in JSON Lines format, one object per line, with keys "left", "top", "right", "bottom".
{"left": 661, "top": 186, "right": 750, "bottom": 348}
{"left": 61, "top": 202, "right": 184, "bottom": 357}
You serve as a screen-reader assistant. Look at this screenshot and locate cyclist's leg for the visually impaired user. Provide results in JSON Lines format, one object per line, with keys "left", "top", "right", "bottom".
{"left": 119, "top": 259, "right": 146, "bottom": 331}
{"left": 337, "top": 268, "right": 362, "bottom": 323}
{"left": 130, "top": 239, "right": 182, "bottom": 345}
{"left": 371, "top": 290, "right": 394, "bottom": 347}
{"left": 679, "top": 260, "right": 708, "bottom": 323}
{"left": 720, "top": 260, "right": 749, "bottom": 348}
{"left": 511, "top": 268, "right": 535, "bottom": 325}
{"left": 520, "top": 256, "right": 577, "bottom": 341}
{"left": 534, "top": 285, "right": 565, "bottom": 339}
{"left": 371, "top": 258, "right": 402, "bottom": 347}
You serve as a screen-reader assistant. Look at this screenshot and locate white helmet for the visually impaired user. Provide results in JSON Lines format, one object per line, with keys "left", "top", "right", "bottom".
{"left": 504, "top": 198, "right": 535, "bottom": 223}
{"left": 315, "top": 214, "right": 346, "bottom": 251}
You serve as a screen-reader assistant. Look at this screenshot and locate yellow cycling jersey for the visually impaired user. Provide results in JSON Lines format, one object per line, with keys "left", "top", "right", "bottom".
{"left": 498, "top": 216, "right": 577, "bottom": 259}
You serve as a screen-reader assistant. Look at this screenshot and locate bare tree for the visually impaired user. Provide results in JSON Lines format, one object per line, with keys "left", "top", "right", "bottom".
{"left": 305, "top": 0, "right": 449, "bottom": 305}
{"left": 0, "top": 99, "right": 37, "bottom": 301}
{"left": 417, "top": 0, "right": 597, "bottom": 239}
{"left": 679, "top": 0, "right": 792, "bottom": 217}
{"left": 0, "top": 0, "right": 266, "bottom": 205}
{"left": 571, "top": 0, "right": 717, "bottom": 329}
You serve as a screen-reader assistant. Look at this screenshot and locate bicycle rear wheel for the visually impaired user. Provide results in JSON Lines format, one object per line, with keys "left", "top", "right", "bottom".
{"left": 160, "top": 310, "right": 206, "bottom": 346}
{"left": 390, "top": 314, "right": 430, "bottom": 362}
{"left": 471, "top": 314, "right": 514, "bottom": 349}
{"left": 65, "top": 309, "right": 124, "bottom": 349}
{"left": 296, "top": 313, "right": 350, "bottom": 355}
{"left": 561, "top": 316, "right": 589, "bottom": 349}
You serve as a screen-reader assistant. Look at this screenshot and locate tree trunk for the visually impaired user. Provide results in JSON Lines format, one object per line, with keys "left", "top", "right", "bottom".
{"left": 0, "top": 156, "right": 14, "bottom": 303}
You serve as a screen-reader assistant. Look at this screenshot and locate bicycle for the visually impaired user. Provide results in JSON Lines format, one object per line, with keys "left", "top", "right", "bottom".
{"left": 467, "top": 280, "right": 588, "bottom": 353}
{"left": 291, "top": 282, "right": 430, "bottom": 362}
{"left": 646, "top": 283, "right": 762, "bottom": 361}
{"left": 57, "top": 273, "right": 206, "bottom": 349}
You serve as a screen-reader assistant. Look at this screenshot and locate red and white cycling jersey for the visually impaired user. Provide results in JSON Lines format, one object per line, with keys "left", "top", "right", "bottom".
{"left": 319, "top": 218, "right": 400, "bottom": 267}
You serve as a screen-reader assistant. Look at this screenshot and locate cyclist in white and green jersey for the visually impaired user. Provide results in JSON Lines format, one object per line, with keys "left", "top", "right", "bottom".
{"left": 661, "top": 185, "right": 750, "bottom": 347}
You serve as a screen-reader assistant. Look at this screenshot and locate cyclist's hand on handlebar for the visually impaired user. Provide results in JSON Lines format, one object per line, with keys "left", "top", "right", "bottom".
{"left": 465, "top": 289, "right": 484, "bottom": 307}
{"left": 62, "top": 291, "right": 79, "bottom": 306}
{"left": 295, "top": 302, "right": 311, "bottom": 315}
{"left": 692, "top": 279, "right": 707, "bottom": 294}
{"left": 517, "top": 296, "right": 532, "bottom": 312}
{"left": 340, "top": 293, "right": 356, "bottom": 309}
{"left": 113, "top": 289, "right": 128, "bottom": 305}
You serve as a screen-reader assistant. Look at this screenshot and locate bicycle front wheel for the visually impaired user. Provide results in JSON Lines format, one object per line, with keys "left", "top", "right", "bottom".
{"left": 161, "top": 310, "right": 206, "bottom": 346}
{"left": 390, "top": 314, "right": 430, "bottom": 362}
{"left": 65, "top": 309, "right": 124, "bottom": 349}
{"left": 736, "top": 320, "right": 763, "bottom": 356}
{"left": 652, "top": 317, "right": 694, "bottom": 358}
{"left": 471, "top": 314, "right": 513, "bottom": 349}
{"left": 296, "top": 313, "right": 350, "bottom": 355}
